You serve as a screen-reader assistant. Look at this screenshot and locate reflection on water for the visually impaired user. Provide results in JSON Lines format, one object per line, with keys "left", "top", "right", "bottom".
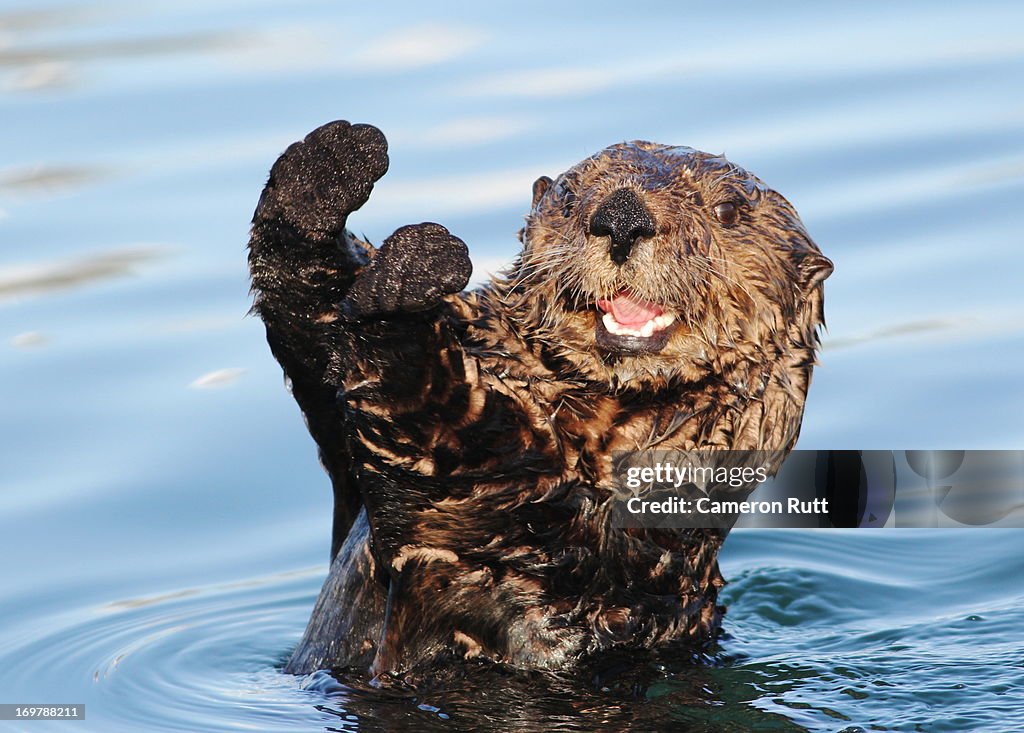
{"left": 1, "top": 0, "right": 1023, "bottom": 731}
{"left": 0, "top": 245, "right": 164, "bottom": 302}
{"left": 189, "top": 366, "right": 245, "bottom": 389}
{"left": 0, "top": 164, "right": 109, "bottom": 194}
{"left": 10, "top": 329, "right": 48, "bottom": 348}
{"left": 822, "top": 318, "right": 957, "bottom": 351}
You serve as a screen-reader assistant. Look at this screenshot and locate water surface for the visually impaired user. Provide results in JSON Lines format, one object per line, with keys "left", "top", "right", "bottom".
{"left": 2, "top": 1, "right": 1023, "bottom": 730}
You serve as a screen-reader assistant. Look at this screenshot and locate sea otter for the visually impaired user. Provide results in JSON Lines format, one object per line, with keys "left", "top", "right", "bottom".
{"left": 247, "top": 120, "right": 832, "bottom": 680}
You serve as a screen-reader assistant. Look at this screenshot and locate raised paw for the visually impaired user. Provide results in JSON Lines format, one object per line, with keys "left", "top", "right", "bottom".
{"left": 254, "top": 120, "right": 389, "bottom": 240}
{"left": 343, "top": 223, "right": 472, "bottom": 317}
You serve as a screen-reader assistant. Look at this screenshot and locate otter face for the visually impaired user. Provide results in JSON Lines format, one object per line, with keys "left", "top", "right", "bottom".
{"left": 498, "top": 142, "right": 832, "bottom": 387}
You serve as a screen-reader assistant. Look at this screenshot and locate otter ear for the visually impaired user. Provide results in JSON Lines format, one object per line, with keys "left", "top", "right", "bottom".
{"left": 798, "top": 252, "right": 834, "bottom": 294}
{"left": 531, "top": 176, "right": 553, "bottom": 209}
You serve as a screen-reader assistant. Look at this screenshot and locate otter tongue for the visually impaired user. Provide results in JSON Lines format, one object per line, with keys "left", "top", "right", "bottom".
{"left": 599, "top": 292, "right": 664, "bottom": 326}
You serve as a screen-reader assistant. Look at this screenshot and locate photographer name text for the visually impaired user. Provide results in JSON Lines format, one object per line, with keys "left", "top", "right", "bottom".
{"left": 625, "top": 496, "right": 830, "bottom": 516}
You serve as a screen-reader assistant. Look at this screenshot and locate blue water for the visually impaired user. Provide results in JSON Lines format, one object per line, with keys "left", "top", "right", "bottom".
{"left": 2, "top": 1, "right": 1023, "bottom": 730}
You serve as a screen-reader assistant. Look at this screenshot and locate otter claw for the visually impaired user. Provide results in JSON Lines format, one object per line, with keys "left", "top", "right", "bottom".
{"left": 254, "top": 120, "right": 389, "bottom": 239}
{"left": 343, "top": 223, "right": 472, "bottom": 317}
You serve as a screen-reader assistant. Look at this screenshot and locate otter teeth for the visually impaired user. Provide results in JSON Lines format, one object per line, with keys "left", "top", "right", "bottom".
{"left": 602, "top": 312, "right": 675, "bottom": 338}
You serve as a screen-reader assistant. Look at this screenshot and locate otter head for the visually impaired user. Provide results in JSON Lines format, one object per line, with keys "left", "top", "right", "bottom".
{"left": 497, "top": 142, "right": 833, "bottom": 389}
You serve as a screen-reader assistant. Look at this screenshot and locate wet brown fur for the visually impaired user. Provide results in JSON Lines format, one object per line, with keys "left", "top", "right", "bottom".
{"left": 246, "top": 121, "right": 831, "bottom": 681}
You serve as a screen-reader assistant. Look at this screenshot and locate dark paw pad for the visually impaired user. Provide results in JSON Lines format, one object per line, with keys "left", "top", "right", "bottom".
{"left": 344, "top": 223, "right": 472, "bottom": 317}
{"left": 256, "top": 120, "right": 389, "bottom": 238}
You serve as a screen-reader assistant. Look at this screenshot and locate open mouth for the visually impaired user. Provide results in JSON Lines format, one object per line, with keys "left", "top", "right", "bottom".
{"left": 594, "top": 291, "right": 677, "bottom": 354}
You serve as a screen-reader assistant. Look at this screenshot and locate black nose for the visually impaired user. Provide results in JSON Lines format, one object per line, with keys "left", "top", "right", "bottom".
{"left": 588, "top": 188, "right": 656, "bottom": 264}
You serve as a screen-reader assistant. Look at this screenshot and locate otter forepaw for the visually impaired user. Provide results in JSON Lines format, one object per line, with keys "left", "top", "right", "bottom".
{"left": 254, "top": 120, "right": 389, "bottom": 240}
{"left": 343, "top": 223, "right": 472, "bottom": 317}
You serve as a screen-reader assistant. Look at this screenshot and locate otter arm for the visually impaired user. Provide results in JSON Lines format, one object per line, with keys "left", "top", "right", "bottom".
{"left": 341, "top": 326, "right": 576, "bottom": 678}
{"left": 247, "top": 120, "right": 470, "bottom": 558}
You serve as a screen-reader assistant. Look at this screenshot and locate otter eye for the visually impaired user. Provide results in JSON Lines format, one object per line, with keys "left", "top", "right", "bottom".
{"left": 713, "top": 201, "right": 740, "bottom": 227}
